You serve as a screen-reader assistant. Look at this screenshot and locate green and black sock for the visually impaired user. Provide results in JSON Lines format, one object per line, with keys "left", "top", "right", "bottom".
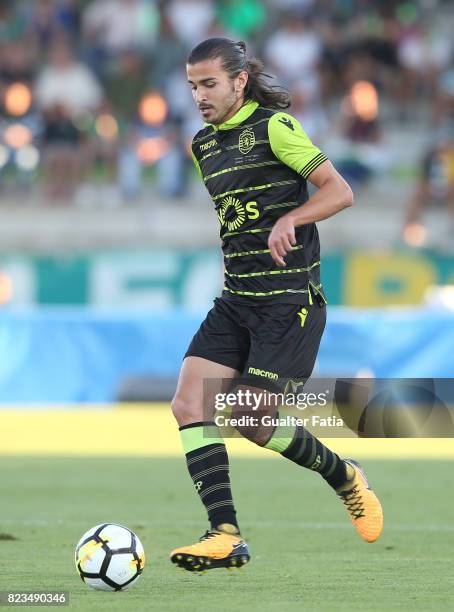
{"left": 264, "top": 419, "right": 348, "bottom": 489}
{"left": 179, "top": 422, "right": 239, "bottom": 532}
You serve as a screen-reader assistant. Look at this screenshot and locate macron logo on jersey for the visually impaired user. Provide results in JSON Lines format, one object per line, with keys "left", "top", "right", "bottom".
{"left": 200, "top": 138, "right": 217, "bottom": 152}
{"left": 278, "top": 117, "right": 294, "bottom": 131}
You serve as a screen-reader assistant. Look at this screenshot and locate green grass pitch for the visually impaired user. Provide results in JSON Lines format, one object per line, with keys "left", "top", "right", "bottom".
{"left": 0, "top": 457, "right": 453, "bottom": 611}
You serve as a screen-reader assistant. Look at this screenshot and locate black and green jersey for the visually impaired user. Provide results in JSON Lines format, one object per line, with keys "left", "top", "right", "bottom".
{"left": 191, "top": 99, "right": 328, "bottom": 305}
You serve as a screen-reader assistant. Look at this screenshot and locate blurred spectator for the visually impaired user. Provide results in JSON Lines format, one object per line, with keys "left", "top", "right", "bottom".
{"left": 397, "top": 21, "right": 453, "bottom": 116}
{"left": 105, "top": 50, "right": 147, "bottom": 121}
{"left": 216, "top": 0, "right": 266, "bottom": 38}
{"left": 434, "top": 62, "right": 454, "bottom": 124}
{"left": 0, "top": 41, "right": 35, "bottom": 84}
{"left": 403, "top": 128, "right": 454, "bottom": 237}
{"left": 28, "top": 0, "right": 80, "bottom": 50}
{"left": 342, "top": 53, "right": 381, "bottom": 144}
{"left": 0, "top": 37, "right": 38, "bottom": 192}
{"left": 41, "top": 103, "right": 83, "bottom": 200}
{"left": 264, "top": 13, "right": 322, "bottom": 89}
{"left": 56, "top": 0, "right": 80, "bottom": 36}
{"left": 83, "top": 0, "right": 160, "bottom": 57}
{"left": 151, "top": 14, "right": 187, "bottom": 90}
{"left": 290, "top": 79, "right": 328, "bottom": 144}
{"left": 318, "top": 18, "right": 351, "bottom": 98}
{"left": 398, "top": 23, "right": 452, "bottom": 78}
{"left": 34, "top": 39, "right": 102, "bottom": 116}
{"left": 165, "top": 0, "right": 215, "bottom": 47}
{"left": 103, "top": 50, "right": 146, "bottom": 200}
{"left": 34, "top": 40, "right": 103, "bottom": 201}
{"left": 328, "top": 75, "right": 387, "bottom": 185}
{"left": 0, "top": 0, "right": 28, "bottom": 42}
{"left": 156, "top": 116, "right": 191, "bottom": 198}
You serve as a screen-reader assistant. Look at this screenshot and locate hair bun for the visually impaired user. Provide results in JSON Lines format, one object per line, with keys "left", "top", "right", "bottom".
{"left": 237, "top": 41, "right": 247, "bottom": 54}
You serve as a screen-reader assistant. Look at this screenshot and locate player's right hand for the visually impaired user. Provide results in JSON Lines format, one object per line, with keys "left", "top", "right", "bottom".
{"left": 268, "top": 216, "right": 296, "bottom": 267}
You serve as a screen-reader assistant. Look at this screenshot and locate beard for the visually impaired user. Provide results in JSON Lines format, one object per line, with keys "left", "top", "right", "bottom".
{"left": 213, "top": 86, "right": 241, "bottom": 125}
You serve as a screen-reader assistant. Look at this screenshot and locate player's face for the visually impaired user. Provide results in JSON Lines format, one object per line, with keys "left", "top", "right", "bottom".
{"left": 187, "top": 57, "right": 246, "bottom": 125}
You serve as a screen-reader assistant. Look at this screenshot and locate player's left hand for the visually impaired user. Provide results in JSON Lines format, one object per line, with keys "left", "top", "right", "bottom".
{"left": 268, "top": 216, "right": 296, "bottom": 267}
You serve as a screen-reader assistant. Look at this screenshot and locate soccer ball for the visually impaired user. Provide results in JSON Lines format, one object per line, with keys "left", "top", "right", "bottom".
{"left": 75, "top": 523, "right": 145, "bottom": 591}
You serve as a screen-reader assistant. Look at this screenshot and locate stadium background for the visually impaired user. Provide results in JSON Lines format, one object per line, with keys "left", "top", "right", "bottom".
{"left": 0, "top": 1, "right": 453, "bottom": 609}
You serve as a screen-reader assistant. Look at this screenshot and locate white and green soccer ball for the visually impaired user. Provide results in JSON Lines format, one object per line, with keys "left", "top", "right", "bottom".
{"left": 75, "top": 523, "right": 145, "bottom": 591}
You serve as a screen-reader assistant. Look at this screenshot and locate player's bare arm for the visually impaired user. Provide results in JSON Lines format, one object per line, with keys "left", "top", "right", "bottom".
{"left": 268, "top": 162, "right": 353, "bottom": 267}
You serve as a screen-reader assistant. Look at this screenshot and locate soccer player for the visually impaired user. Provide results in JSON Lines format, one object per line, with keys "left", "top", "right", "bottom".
{"left": 170, "top": 38, "right": 383, "bottom": 572}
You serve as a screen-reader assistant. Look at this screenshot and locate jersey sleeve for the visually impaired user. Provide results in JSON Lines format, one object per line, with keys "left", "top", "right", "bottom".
{"left": 268, "top": 112, "right": 328, "bottom": 179}
{"left": 191, "top": 147, "right": 202, "bottom": 178}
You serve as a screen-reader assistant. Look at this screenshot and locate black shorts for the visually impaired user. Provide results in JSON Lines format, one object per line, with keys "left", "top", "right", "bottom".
{"left": 184, "top": 297, "right": 326, "bottom": 392}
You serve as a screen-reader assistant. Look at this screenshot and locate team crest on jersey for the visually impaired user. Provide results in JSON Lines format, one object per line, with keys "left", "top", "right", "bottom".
{"left": 238, "top": 127, "right": 255, "bottom": 154}
{"left": 218, "top": 196, "right": 245, "bottom": 231}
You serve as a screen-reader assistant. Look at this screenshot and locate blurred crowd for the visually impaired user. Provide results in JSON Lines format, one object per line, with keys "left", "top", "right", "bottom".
{"left": 0, "top": 0, "right": 453, "bottom": 221}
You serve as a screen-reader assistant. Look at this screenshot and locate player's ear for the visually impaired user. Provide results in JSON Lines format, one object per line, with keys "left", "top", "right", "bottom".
{"left": 236, "top": 70, "right": 248, "bottom": 95}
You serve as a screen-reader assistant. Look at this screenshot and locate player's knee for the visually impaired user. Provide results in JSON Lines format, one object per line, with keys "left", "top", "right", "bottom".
{"left": 171, "top": 395, "right": 202, "bottom": 427}
{"left": 235, "top": 425, "right": 269, "bottom": 447}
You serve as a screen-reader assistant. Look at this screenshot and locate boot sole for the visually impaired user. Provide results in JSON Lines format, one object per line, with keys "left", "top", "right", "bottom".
{"left": 170, "top": 552, "right": 250, "bottom": 573}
